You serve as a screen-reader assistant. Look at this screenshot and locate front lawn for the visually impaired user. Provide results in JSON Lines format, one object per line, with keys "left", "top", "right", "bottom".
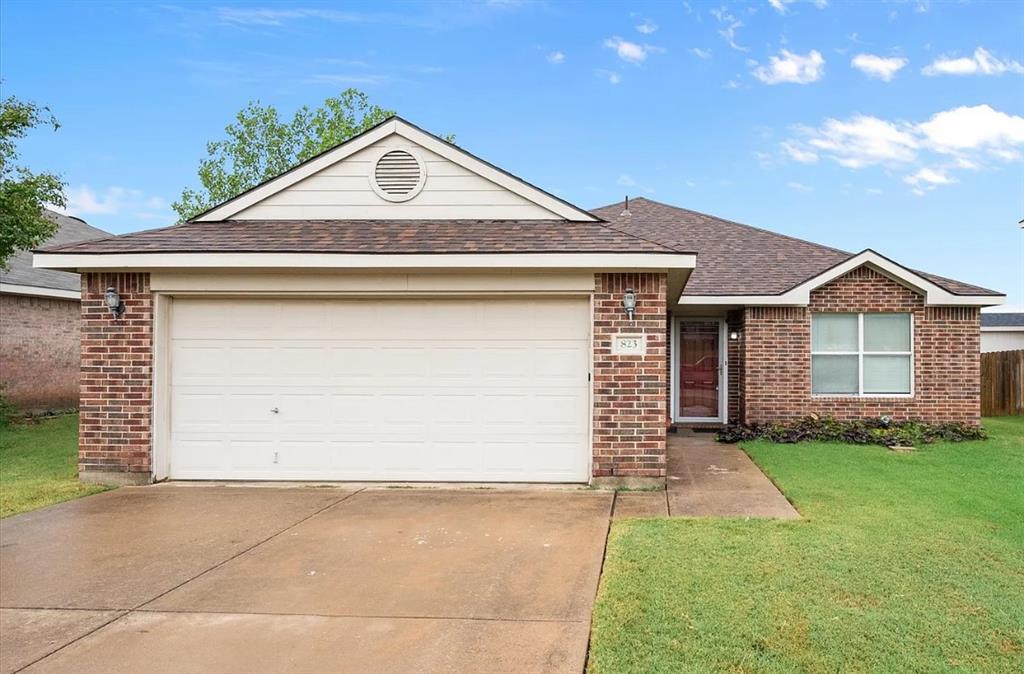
{"left": 0, "top": 414, "right": 107, "bottom": 518}
{"left": 589, "top": 417, "right": 1024, "bottom": 673}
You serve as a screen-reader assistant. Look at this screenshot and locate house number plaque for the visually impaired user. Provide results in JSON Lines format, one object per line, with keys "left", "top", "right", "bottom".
{"left": 612, "top": 334, "right": 646, "bottom": 355}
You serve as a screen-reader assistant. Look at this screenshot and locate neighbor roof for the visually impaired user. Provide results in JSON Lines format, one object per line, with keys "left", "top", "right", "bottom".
{"left": 1, "top": 211, "right": 109, "bottom": 293}
{"left": 39, "top": 219, "right": 687, "bottom": 255}
{"left": 590, "top": 197, "right": 1001, "bottom": 297}
{"left": 981, "top": 313, "right": 1024, "bottom": 328}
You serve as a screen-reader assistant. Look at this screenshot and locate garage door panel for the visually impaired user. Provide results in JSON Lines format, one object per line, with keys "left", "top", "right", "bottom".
{"left": 169, "top": 298, "right": 590, "bottom": 482}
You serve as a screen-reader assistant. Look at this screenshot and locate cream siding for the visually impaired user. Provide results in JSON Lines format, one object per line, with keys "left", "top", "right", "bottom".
{"left": 231, "top": 134, "right": 562, "bottom": 221}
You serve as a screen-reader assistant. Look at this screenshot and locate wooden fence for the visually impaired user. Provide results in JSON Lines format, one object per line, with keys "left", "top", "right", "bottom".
{"left": 981, "top": 349, "right": 1023, "bottom": 417}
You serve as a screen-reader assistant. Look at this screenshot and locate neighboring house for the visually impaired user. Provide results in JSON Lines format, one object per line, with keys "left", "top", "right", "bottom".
{"left": 34, "top": 118, "right": 1004, "bottom": 486}
{"left": 981, "top": 313, "right": 1024, "bottom": 353}
{"left": 0, "top": 211, "right": 109, "bottom": 411}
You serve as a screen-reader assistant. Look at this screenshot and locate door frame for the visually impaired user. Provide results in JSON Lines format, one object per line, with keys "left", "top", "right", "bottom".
{"left": 671, "top": 315, "right": 728, "bottom": 424}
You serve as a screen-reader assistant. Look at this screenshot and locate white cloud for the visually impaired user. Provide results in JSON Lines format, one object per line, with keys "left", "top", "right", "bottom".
{"left": 596, "top": 69, "right": 622, "bottom": 85}
{"left": 635, "top": 19, "right": 658, "bottom": 34}
{"left": 603, "top": 37, "right": 662, "bottom": 64}
{"left": 922, "top": 47, "right": 1024, "bottom": 77}
{"left": 616, "top": 174, "right": 655, "bottom": 193}
{"left": 781, "top": 140, "right": 819, "bottom": 163}
{"left": 769, "top": 0, "right": 828, "bottom": 14}
{"left": 780, "top": 104, "right": 1024, "bottom": 195}
{"left": 866, "top": 187, "right": 883, "bottom": 195}
{"left": 904, "top": 167, "right": 955, "bottom": 187}
{"left": 691, "top": 47, "right": 712, "bottom": 59}
{"left": 917, "top": 105, "right": 1024, "bottom": 155}
{"left": 791, "top": 115, "right": 919, "bottom": 168}
{"left": 851, "top": 53, "right": 908, "bottom": 81}
{"left": 752, "top": 49, "right": 825, "bottom": 84}
{"left": 786, "top": 181, "right": 814, "bottom": 192}
{"left": 547, "top": 51, "right": 565, "bottom": 64}
{"left": 710, "top": 7, "right": 747, "bottom": 52}
{"left": 54, "top": 186, "right": 172, "bottom": 223}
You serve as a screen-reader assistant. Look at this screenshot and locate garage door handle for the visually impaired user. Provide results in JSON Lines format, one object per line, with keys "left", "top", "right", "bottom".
{"left": 270, "top": 407, "right": 279, "bottom": 414}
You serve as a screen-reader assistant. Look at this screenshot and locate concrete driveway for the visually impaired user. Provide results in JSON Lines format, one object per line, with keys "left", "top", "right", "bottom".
{"left": 0, "top": 486, "right": 612, "bottom": 674}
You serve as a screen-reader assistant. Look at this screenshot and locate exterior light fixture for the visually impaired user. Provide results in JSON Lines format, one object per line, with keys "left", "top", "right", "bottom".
{"left": 104, "top": 287, "right": 125, "bottom": 319}
{"left": 622, "top": 288, "right": 637, "bottom": 323}
{"left": 729, "top": 330, "right": 739, "bottom": 340}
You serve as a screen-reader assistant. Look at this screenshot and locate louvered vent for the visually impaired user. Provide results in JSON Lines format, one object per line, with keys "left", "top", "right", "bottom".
{"left": 373, "top": 150, "right": 423, "bottom": 199}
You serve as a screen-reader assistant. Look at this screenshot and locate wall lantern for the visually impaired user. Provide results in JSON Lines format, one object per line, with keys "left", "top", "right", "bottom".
{"left": 622, "top": 288, "right": 637, "bottom": 323}
{"left": 729, "top": 330, "right": 740, "bottom": 341}
{"left": 104, "top": 287, "right": 125, "bottom": 319}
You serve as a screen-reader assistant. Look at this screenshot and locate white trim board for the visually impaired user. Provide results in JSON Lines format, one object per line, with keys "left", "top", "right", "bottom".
{"left": 0, "top": 282, "right": 80, "bottom": 300}
{"left": 194, "top": 118, "right": 599, "bottom": 223}
{"left": 679, "top": 250, "right": 1004, "bottom": 308}
{"left": 35, "top": 251, "right": 696, "bottom": 271}
{"left": 671, "top": 316, "right": 728, "bottom": 424}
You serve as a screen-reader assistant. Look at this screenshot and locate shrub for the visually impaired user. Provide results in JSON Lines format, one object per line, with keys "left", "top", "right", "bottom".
{"left": 716, "top": 415, "right": 986, "bottom": 447}
{"left": 0, "top": 387, "right": 16, "bottom": 429}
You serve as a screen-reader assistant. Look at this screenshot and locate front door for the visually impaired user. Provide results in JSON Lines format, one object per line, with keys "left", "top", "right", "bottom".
{"left": 676, "top": 319, "right": 724, "bottom": 422}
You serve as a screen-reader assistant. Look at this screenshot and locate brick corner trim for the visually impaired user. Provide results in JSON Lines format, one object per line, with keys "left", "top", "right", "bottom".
{"left": 79, "top": 273, "right": 154, "bottom": 476}
{"left": 592, "top": 272, "right": 668, "bottom": 478}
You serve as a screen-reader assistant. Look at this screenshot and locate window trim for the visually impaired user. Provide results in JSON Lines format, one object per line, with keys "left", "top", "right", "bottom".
{"left": 811, "top": 312, "right": 915, "bottom": 398}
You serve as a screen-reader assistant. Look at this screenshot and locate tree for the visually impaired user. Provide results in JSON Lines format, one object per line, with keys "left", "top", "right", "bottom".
{"left": 0, "top": 94, "right": 66, "bottom": 268}
{"left": 173, "top": 89, "right": 397, "bottom": 221}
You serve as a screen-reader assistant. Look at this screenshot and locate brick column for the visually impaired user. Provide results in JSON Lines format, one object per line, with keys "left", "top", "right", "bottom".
{"left": 592, "top": 272, "right": 667, "bottom": 485}
{"left": 79, "top": 273, "right": 153, "bottom": 484}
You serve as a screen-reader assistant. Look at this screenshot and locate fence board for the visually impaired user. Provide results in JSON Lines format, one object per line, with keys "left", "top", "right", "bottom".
{"left": 981, "top": 349, "right": 1023, "bottom": 417}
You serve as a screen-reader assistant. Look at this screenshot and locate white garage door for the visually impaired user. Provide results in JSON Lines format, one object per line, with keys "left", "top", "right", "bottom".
{"left": 168, "top": 297, "right": 590, "bottom": 482}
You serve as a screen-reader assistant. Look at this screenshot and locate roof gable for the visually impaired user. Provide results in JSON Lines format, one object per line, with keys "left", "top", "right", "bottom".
{"left": 195, "top": 117, "right": 598, "bottom": 222}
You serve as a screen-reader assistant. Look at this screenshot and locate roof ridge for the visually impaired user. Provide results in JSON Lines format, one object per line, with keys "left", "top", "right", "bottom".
{"left": 596, "top": 196, "right": 853, "bottom": 257}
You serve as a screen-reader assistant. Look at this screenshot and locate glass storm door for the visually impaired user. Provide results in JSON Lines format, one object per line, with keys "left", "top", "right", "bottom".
{"left": 678, "top": 321, "right": 721, "bottom": 420}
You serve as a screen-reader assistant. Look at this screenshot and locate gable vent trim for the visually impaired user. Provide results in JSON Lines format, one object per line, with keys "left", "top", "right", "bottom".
{"left": 370, "top": 149, "right": 426, "bottom": 202}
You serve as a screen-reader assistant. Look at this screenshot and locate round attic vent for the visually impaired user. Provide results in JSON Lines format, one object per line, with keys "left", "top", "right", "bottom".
{"left": 371, "top": 149, "right": 426, "bottom": 202}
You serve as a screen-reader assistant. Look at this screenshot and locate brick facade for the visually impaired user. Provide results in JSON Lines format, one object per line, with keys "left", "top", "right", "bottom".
{"left": 79, "top": 273, "right": 153, "bottom": 482}
{"left": 740, "top": 266, "right": 980, "bottom": 424}
{"left": 0, "top": 294, "right": 80, "bottom": 411}
{"left": 592, "top": 272, "right": 668, "bottom": 479}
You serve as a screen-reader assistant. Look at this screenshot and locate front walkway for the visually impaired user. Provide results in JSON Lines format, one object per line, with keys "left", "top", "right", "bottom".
{"left": 613, "top": 430, "right": 801, "bottom": 519}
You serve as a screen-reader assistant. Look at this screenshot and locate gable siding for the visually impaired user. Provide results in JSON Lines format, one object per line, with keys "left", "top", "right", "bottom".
{"left": 232, "top": 134, "right": 561, "bottom": 220}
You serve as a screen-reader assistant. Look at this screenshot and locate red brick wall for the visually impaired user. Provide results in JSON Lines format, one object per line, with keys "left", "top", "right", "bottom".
{"left": 79, "top": 273, "right": 153, "bottom": 476}
{"left": 0, "top": 294, "right": 80, "bottom": 411}
{"left": 742, "top": 266, "right": 980, "bottom": 424}
{"left": 593, "top": 273, "right": 668, "bottom": 478}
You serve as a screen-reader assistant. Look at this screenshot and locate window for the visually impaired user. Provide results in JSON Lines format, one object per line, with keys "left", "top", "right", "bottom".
{"left": 812, "top": 313, "right": 912, "bottom": 395}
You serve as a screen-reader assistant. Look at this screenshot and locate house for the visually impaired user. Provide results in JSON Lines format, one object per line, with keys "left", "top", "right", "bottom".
{"left": 981, "top": 312, "right": 1024, "bottom": 353}
{"left": 0, "top": 211, "right": 109, "bottom": 411}
{"left": 34, "top": 117, "right": 1004, "bottom": 486}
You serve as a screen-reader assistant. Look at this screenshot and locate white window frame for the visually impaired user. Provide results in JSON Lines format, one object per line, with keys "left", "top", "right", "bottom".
{"left": 811, "top": 312, "right": 914, "bottom": 398}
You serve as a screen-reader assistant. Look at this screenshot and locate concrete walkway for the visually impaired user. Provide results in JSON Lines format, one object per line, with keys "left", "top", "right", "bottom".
{"left": 612, "top": 431, "right": 800, "bottom": 520}
{"left": 666, "top": 431, "right": 800, "bottom": 519}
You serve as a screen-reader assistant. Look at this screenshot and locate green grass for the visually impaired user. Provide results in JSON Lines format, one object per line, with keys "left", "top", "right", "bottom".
{"left": 589, "top": 417, "right": 1024, "bottom": 674}
{"left": 0, "top": 414, "right": 108, "bottom": 518}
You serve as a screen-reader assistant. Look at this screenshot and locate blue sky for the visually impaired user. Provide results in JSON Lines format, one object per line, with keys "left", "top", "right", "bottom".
{"left": 2, "top": 0, "right": 1022, "bottom": 306}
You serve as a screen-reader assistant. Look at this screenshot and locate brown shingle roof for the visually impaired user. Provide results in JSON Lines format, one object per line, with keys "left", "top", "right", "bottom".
{"left": 590, "top": 197, "right": 1001, "bottom": 297}
{"left": 39, "top": 219, "right": 687, "bottom": 255}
